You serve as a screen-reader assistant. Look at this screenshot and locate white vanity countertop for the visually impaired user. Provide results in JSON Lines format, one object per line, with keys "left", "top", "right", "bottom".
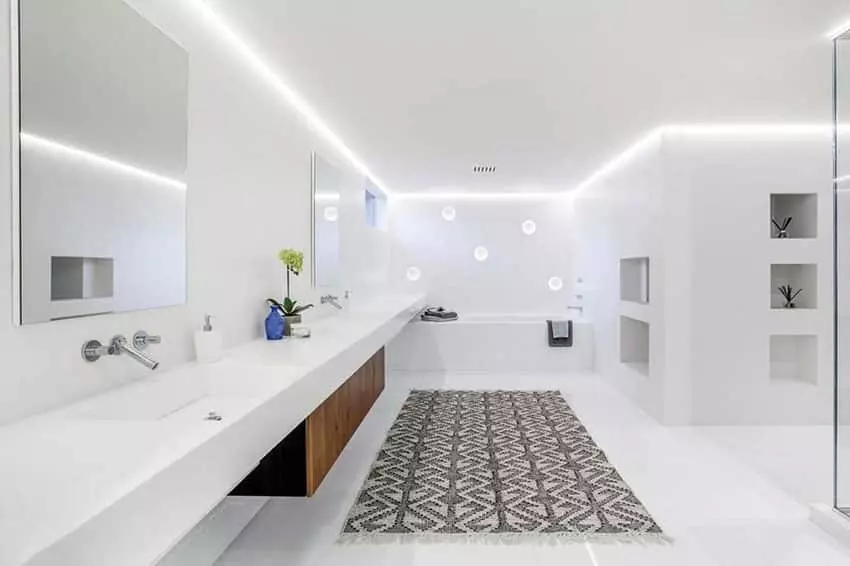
{"left": 0, "top": 293, "right": 426, "bottom": 566}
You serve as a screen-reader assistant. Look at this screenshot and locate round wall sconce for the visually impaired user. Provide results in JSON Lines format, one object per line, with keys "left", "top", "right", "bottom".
{"left": 323, "top": 206, "right": 339, "bottom": 222}
{"left": 474, "top": 246, "right": 489, "bottom": 262}
{"left": 441, "top": 206, "right": 457, "bottom": 221}
{"left": 406, "top": 266, "right": 422, "bottom": 282}
{"left": 548, "top": 276, "right": 564, "bottom": 291}
{"left": 521, "top": 220, "right": 537, "bottom": 235}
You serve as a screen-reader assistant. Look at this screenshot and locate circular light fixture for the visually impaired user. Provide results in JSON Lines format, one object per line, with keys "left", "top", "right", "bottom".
{"left": 323, "top": 206, "right": 339, "bottom": 222}
{"left": 474, "top": 246, "right": 489, "bottom": 262}
{"left": 521, "top": 220, "right": 537, "bottom": 235}
{"left": 441, "top": 206, "right": 457, "bottom": 221}
{"left": 406, "top": 266, "right": 422, "bottom": 282}
{"left": 548, "top": 276, "right": 564, "bottom": 291}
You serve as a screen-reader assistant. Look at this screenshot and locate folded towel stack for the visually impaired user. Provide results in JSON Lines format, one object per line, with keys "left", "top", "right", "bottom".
{"left": 547, "top": 319, "right": 573, "bottom": 348}
{"left": 421, "top": 306, "right": 459, "bottom": 322}
{"left": 550, "top": 320, "right": 570, "bottom": 339}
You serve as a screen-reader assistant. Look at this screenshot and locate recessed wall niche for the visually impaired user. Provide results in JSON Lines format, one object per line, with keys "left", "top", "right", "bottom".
{"left": 50, "top": 256, "right": 114, "bottom": 301}
{"left": 620, "top": 257, "right": 650, "bottom": 304}
{"left": 770, "top": 193, "right": 817, "bottom": 239}
{"left": 619, "top": 315, "right": 649, "bottom": 376}
{"left": 770, "top": 263, "right": 816, "bottom": 309}
{"left": 769, "top": 335, "right": 818, "bottom": 384}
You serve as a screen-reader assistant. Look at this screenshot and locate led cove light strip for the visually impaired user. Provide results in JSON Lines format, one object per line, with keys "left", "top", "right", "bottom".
{"left": 394, "top": 124, "right": 834, "bottom": 201}
{"left": 827, "top": 18, "right": 850, "bottom": 40}
{"left": 20, "top": 132, "right": 187, "bottom": 190}
{"left": 571, "top": 123, "right": 833, "bottom": 198}
{"left": 192, "top": 0, "right": 391, "bottom": 197}
{"left": 572, "top": 127, "right": 663, "bottom": 196}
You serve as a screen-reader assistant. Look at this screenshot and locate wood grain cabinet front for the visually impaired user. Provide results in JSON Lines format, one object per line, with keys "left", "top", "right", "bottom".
{"left": 231, "top": 348, "right": 386, "bottom": 497}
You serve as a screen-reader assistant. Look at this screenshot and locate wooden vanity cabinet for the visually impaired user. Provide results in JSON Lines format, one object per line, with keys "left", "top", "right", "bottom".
{"left": 231, "top": 348, "right": 386, "bottom": 497}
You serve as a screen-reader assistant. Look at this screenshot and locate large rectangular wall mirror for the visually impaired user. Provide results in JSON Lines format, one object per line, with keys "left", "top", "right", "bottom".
{"left": 311, "top": 152, "right": 342, "bottom": 290}
{"left": 13, "top": 0, "right": 189, "bottom": 324}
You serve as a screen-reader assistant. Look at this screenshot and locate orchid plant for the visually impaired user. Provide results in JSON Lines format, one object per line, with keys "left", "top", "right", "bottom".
{"left": 276, "top": 249, "right": 313, "bottom": 316}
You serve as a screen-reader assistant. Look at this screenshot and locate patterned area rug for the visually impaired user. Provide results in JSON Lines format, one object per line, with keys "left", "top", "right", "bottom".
{"left": 341, "top": 390, "right": 665, "bottom": 544}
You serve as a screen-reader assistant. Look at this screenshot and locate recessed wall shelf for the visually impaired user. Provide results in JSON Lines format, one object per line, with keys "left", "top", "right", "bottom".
{"left": 769, "top": 335, "right": 818, "bottom": 384}
{"left": 620, "top": 257, "right": 650, "bottom": 304}
{"left": 620, "top": 315, "right": 649, "bottom": 376}
{"left": 51, "top": 256, "right": 114, "bottom": 301}
{"left": 770, "top": 263, "right": 817, "bottom": 309}
{"left": 770, "top": 193, "right": 817, "bottom": 239}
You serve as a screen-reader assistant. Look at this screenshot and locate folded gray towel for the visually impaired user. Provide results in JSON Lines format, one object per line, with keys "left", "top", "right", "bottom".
{"left": 424, "top": 307, "right": 458, "bottom": 319}
{"left": 551, "top": 320, "right": 570, "bottom": 339}
{"left": 421, "top": 313, "right": 458, "bottom": 322}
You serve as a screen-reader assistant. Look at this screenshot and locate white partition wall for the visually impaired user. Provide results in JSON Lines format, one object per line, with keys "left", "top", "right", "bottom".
{"left": 575, "top": 128, "right": 833, "bottom": 425}
{"left": 573, "top": 134, "right": 691, "bottom": 423}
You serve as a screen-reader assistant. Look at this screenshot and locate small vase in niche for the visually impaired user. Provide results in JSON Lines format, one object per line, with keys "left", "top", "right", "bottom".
{"left": 771, "top": 216, "right": 792, "bottom": 239}
{"left": 778, "top": 285, "right": 802, "bottom": 309}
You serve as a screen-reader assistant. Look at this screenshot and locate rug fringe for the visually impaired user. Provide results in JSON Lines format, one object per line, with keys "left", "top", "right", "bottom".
{"left": 337, "top": 531, "right": 673, "bottom": 546}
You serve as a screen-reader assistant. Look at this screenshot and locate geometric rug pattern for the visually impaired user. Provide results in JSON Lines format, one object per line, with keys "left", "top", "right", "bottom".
{"left": 341, "top": 390, "right": 664, "bottom": 542}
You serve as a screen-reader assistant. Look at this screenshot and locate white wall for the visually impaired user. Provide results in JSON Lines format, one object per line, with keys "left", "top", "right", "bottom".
{"left": 0, "top": 0, "right": 384, "bottom": 424}
{"left": 574, "top": 129, "right": 833, "bottom": 426}
{"left": 388, "top": 197, "right": 576, "bottom": 315}
{"left": 671, "top": 132, "right": 834, "bottom": 426}
{"left": 573, "top": 136, "right": 692, "bottom": 423}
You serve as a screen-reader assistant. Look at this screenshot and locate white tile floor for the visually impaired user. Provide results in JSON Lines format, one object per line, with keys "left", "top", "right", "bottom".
{"left": 215, "top": 372, "right": 850, "bottom": 566}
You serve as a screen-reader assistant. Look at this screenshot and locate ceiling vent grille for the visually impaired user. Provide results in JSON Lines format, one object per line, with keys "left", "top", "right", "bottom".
{"left": 473, "top": 165, "right": 497, "bottom": 174}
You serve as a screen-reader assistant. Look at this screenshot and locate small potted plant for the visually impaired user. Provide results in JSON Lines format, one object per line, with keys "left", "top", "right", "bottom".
{"left": 771, "top": 216, "right": 792, "bottom": 239}
{"left": 777, "top": 284, "right": 802, "bottom": 309}
{"left": 275, "top": 249, "right": 313, "bottom": 329}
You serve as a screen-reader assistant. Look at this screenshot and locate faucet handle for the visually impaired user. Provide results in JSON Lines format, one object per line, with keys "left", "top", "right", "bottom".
{"left": 82, "top": 339, "right": 110, "bottom": 362}
{"left": 133, "top": 331, "right": 161, "bottom": 350}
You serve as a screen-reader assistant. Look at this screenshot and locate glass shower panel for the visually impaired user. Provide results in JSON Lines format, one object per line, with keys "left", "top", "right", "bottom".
{"left": 835, "top": 35, "right": 850, "bottom": 516}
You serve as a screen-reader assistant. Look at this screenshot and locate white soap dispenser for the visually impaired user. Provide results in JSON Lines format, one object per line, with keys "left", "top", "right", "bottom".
{"left": 194, "top": 314, "right": 222, "bottom": 363}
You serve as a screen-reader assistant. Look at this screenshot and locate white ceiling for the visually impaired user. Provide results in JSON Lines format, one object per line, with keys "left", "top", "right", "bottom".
{"left": 211, "top": 0, "right": 850, "bottom": 193}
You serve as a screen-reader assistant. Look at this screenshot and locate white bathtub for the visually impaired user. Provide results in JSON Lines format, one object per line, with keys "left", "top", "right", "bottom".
{"left": 388, "top": 314, "right": 594, "bottom": 373}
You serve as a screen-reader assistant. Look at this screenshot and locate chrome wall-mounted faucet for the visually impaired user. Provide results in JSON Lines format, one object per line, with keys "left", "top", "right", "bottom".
{"left": 82, "top": 331, "right": 161, "bottom": 370}
{"left": 321, "top": 294, "right": 344, "bottom": 310}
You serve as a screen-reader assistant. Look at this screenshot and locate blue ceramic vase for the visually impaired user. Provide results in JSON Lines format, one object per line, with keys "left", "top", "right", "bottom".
{"left": 264, "top": 304, "right": 286, "bottom": 340}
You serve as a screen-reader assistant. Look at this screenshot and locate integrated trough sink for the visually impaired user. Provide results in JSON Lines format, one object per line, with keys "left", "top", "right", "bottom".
{"left": 63, "top": 360, "right": 304, "bottom": 422}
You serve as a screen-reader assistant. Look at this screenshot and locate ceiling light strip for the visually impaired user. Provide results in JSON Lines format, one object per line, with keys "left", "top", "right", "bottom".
{"left": 827, "top": 18, "right": 850, "bottom": 40}
{"left": 20, "top": 132, "right": 187, "bottom": 190}
{"left": 572, "top": 128, "right": 663, "bottom": 196}
{"left": 571, "top": 123, "right": 833, "bottom": 198}
{"left": 395, "top": 123, "right": 834, "bottom": 200}
{"left": 192, "top": 0, "right": 392, "bottom": 196}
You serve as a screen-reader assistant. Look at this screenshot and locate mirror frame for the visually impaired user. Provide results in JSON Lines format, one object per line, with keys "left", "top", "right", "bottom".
{"left": 10, "top": 0, "right": 22, "bottom": 325}
{"left": 310, "top": 151, "right": 317, "bottom": 289}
